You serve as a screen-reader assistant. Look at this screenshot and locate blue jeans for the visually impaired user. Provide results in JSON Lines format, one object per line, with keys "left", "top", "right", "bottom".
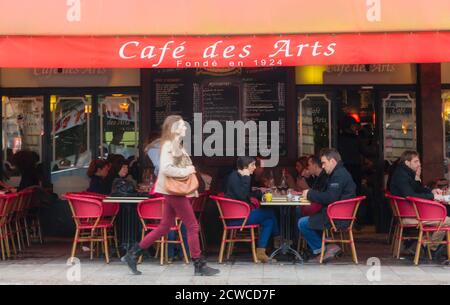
{"left": 167, "top": 224, "right": 189, "bottom": 258}
{"left": 298, "top": 216, "right": 322, "bottom": 255}
{"left": 228, "top": 208, "right": 280, "bottom": 248}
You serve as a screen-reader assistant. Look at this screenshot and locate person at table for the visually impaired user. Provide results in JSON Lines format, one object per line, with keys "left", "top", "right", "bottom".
{"left": 110, "top": 160, "right": 140, "bottom": 196}
{"left": 285, "top": 157, "right": 310, "bottom": 192}
{"left": 144, "top": 133, "right": 161, "bottom": 176}
{"left": 296, "top": 155, "right": 329, "bottom": 219}
{"left": 298, "top": 148, "right": 356, "bottom": 263}
{"left": 390, "top": 150, "right": 450, "bottom": 258}
{"left": 225, "top": 156, "right": 281, "bottom": 263}
{"left": 121, "top": 115, "right": 219, "bottom": 276}
{"left": 86, "top": 159, "right": 110, "bottom": 195}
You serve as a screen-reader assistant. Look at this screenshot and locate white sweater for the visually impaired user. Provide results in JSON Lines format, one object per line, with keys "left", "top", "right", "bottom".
{"left": 154, "top": 141, "right": 197, "bottom": 197}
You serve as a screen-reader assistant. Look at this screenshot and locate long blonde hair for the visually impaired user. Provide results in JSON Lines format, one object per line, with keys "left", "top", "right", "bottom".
{"left": 160, "top": 115, "right": 184, "bottom": 156}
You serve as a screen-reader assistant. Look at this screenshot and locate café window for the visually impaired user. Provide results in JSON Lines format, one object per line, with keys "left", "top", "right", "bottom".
{"left": 51, "top": 96, "right": 91, "bottom": 195}
{"left": 383, "top": 93, "right": 416, "bottom": 161}
{"left": 298, "top": 93, "right": 331, "bottom": 156}
{"left": 443, "top": 90, "right": 450, "bottom": 159}
{"left": 2, "top": 96, "right": 44, "bottom": 180}
{"left": 99, "top": 95, "right": 139, "bottom": 160}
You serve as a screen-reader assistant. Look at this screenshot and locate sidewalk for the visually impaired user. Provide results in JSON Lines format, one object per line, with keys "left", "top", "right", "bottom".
{"left": 0, "top": 236, "right": 449, "bottom": 285}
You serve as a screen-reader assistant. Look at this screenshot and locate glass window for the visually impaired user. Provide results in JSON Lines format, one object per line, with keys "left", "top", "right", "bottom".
{"left": 99, "top": 95, "right": 139, "bottom": 160}
{"left": 51, "top": 96, "right": 91, "bottom": 196}
{"left": 2, "top": 96, "right": 44, "bottom": 182}
{"left": 383, "top": 93, "right": 416, "bottom": 161}
{"left": 298, "top": 93, "right": 331, "bottom": 156}
{"left": 443, "top": 90, "right": 450, "bottom": 158}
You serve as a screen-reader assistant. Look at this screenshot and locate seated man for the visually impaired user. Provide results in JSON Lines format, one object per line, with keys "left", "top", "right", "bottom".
{"left": 390, "top": 150, "right": 450, "bottom": 259}
{"left": 298, "top": 148, "right": 356, "bottom": 263}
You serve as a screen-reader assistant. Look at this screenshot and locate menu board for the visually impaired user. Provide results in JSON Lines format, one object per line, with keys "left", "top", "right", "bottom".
{"left": 151, "top": 67, "right": 288, "bottom": 157}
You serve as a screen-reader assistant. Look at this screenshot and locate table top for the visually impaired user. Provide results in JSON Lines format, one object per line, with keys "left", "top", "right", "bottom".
{"left": 103, "top": 196, "right": 150, "bottom": 203}
{"left": 260, "top": 196, "right": 311, "bottom": 206}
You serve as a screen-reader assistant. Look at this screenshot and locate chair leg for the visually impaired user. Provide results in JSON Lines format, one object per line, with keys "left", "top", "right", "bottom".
{"left": 0, "top": 226, "right": 5, "bottom": 261}
{"left": 250, "top": 228, "right": 258, "bottom": 263}
{"left": 113, "top": 226, "right": 120, "bottom": 258}
{"left": 396, "top": 227, "right": 404, "bottom": 259}
{"left": 447, "top": 232, "right": 450, "bottom": 261}
{"left": 4, "top": 225, "right": 11, "bottom": 258}
{"left": 218, "top": 230, "right": 227, "bottom": 264}
{"left": 226, "top": 229, "right": 234, "bottom": 261}
{"left": 178, "top": 228, "right": 189, "bottom": 264}
{"left": 70, "top": 229, "right": 79, "bottom": 263}
{"left": 319, "top": 230, "right": 326, "bottom": 264}
{"left": 103, "top": 228, "right": 110, "bottom": 264}
{"left": 349, "top": 230, "right": 358, "bottom": 264}
{"left": 426, "top": 232, "right": 433, "bottom": 260}
{"left": 90, "top": 239, "right": 94, "bottom": 260}
{"left": 37, "top": 218, "right": 43, "bottom": 244}
{"left": 340, "top": 232, "right": 346, "bottom": 254}
{"left": 15, "top": 220, "right": 22, "bottom": 253}
{"left": 8, "top": 224, "right": 17, "bottom": 256}
{"left": 160, "top": 236, "right": 165, "bottom": 265}
{"left": 414, "top": 230, "right": 423, "bottom": 265}
{"left": 391, "top": 224, "right": 399, "bottom": 256}
{"left": 23, "top": 218, "right": 31, "bottom": 247}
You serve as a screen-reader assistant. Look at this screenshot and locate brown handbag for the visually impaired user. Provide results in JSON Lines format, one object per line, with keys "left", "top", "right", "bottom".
{"left": 165, "top": 173, "right": 199, "bottom": 196}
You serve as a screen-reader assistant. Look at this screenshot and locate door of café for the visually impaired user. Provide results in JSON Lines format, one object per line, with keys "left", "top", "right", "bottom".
{"left": 297, "top": 85, "right": 417, "bottom": 232}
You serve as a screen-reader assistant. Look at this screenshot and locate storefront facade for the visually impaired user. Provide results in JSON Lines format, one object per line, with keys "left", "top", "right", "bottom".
{"left": 1, "top": 0, "right": 450, "bottom": 233}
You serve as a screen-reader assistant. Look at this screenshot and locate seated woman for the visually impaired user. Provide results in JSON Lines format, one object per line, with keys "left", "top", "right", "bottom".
{"left": 224, "top": 156, "right": 280, "bottom": 263}
{"left": 86, "top": 159, "right": 110, "bottom": 195}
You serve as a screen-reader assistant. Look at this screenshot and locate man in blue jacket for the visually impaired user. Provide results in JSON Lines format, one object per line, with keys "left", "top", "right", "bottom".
{"left": 299, "top": 148, "right": 356, "bottom": 263}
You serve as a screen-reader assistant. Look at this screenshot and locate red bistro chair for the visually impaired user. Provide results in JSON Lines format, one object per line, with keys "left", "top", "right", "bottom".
{"left": 190, "top": 191, "right": 210, "bottom": 251}
{"left": 137, "top": 197, "right": 189, "bottom": 265}
{"left": 0, "top": 193, "right": 19, "bottom": 260}
{"left": 210, "top": 195, "right": 259, "bottom": 264}
{"left": 407, "top": 196, "right": 450, "bottom": 265}
{"left": 385, "top": 193, "right": 420, "bottom": 258}
{"left": 64, "top": 193, "right": 113, "bottom": 263}
{"left": 320, "top": 196, "right": 366, "bottom": 264}
{"left": 67, "top": 192, "right": 121, "bottom": 258}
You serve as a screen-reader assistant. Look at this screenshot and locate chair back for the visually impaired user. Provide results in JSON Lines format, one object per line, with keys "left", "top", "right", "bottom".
{"left": 137, "top": 197, "right": 166, "bottom": 221}
{"left": 386, "top": 193, "right": 416, "bottom": 218}
{"left": 210, "top": 195, "right": 250, "bottom": 227}
{"left": 407, "top": 196, "right": 447, "bottom": 223}
{"left": 64, "top": 193, "right": 103, "bottom": 226}
{"left": 327, "top": 196, "right": 366, "bottom": 230}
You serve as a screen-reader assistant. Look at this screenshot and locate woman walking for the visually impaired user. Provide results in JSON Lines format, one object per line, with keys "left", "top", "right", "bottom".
{"left": 121, "top": 115, "right": 219, "bottom": 276}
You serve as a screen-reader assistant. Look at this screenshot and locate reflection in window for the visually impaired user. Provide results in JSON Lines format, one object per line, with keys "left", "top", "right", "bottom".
{"left": 51, "top": 96, "right": 91, "bottom": 172}
{"left": 298, "top": 94, "right": 331, "bottom": 156}
{"left": 99, "top": 95, "right": 139, "bottom": 160}
{"left": 2, "top": 96, "right": 44, "bottom": 177}
{"left": 383, "top": 93, "right": 416, "bottom": 161}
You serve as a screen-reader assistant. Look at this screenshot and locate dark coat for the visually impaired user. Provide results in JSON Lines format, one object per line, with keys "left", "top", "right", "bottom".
{"left": 389, "top": 163, "right": 433, "bottom": 200}
{"left": 306, "top": 162, "right": 356, "bottom": 230}
{"left": 225, "top": 170, "right": 261, "bottom": 208}
{"left": 309, "top": 170, "right": 328, "bottom": 192}
{"left": 87, "top": 175, "right": 109, "bottom": 195}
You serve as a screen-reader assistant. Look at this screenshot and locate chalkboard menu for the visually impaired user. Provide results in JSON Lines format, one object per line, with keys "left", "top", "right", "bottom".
{"left": 151, "top": 67, "right": 289, "bottom": 157}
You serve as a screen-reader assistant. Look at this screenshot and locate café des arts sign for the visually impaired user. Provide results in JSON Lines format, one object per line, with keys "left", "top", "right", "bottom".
{"left": 0, "top": 32, "right": 449, "bottom": 68}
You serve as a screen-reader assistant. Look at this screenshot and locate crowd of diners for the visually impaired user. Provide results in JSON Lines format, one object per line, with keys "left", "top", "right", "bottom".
{"left": 2, "top": 115, "right": 450, "bottom": 275}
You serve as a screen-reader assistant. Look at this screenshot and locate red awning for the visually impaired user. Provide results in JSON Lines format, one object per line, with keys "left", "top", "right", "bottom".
{"left": 1, "top": 32, "right": 449, "bottom": 68}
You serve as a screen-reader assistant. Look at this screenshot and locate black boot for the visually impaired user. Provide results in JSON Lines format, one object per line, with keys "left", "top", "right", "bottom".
{"left": 121, "top": 243, "right": 145, "bottom": 275}
{"left": 193, "top": 257, "right": 220, "bottom": 276}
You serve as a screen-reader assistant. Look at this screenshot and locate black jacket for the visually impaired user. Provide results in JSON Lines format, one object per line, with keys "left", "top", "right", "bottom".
{"left": 87, "top": 175, "right": 109, "bottom": 195}
{"left": 309, "top": 170, "right": 328, "bottom": 192}
{"left": 225, "top": 170, "right": 262, "bottom": 207}
{"left": 389, "top": 163, "right": 433, "bottom": 200}
{"left": 306, "top": 162, "right": 356, "bottom": 230}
